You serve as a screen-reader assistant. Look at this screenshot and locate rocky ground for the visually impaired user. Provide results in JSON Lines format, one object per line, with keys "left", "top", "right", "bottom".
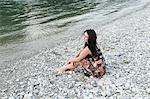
{"left": 0, "top": 2, "right": 150, "bottom": 99}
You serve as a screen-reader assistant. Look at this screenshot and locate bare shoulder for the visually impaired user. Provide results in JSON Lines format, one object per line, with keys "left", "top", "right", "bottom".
{"left": 82, "top": 46, "right": 91, "bottom": 54}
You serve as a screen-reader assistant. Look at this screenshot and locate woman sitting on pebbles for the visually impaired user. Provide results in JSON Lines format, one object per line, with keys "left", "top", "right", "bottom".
{"left": 56, "top": 29, "right": 106, "bottom": 78}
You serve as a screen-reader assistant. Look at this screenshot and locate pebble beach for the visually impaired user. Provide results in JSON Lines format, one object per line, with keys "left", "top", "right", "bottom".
{"left": 0, "top": 2, "right": 150, "bottom": 99}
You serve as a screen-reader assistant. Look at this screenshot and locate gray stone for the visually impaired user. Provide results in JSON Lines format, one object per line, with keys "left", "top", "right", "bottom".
{"left": 91, "top": 81, "right": 97, "bottom": 87}
{"left": 2, "top": 96, "right": 8, "bottom": 99}
{"left": 2, "top": 89, "right": 8, "bottom": 93}
{"left": 106, "top": 90, "right": 112, "bottom": 97}
{"left": 131, "top": 87, "right": 137, "bottom": 92}
{"left": 64, "top": 92, "right": 68, "bottom": 96}
{"left": 146, "top": 88, "right": 150, "bottom": 94}
{"left": 8, "top": 96, "right": 15, "bottom": 99}
{"left": 16, "top": 79, "right": 19, "bottom": 82}
{"left": 101, "top": 91, "right": 106, "bottom": 97}
{"left": 124, "top": 82, "right": 130, "bottom": 90}
{"left": 23, "top": 93, "right": 33, "bottom": 99}
{"left": 68, "top": 83, "right": 74, "bottom": 89}
{"left": 67, "top": 75, "right": 72, "bottom": 78}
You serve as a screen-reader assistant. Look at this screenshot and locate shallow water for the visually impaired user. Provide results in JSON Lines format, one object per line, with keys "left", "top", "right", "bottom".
{"left": 0, "top": 0, "right": 149, "bottom": 64}
{"left": 0, "top": 0, "right": 102, "bottom": 44}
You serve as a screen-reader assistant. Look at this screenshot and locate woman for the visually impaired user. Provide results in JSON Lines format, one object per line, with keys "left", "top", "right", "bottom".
{"left": 56, "top": 29, "right": 106, "bottom": 78}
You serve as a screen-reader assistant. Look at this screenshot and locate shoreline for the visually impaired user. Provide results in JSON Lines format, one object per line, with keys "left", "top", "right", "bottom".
{"left": 1, "top": 3, "right": 150, "bottom": 99}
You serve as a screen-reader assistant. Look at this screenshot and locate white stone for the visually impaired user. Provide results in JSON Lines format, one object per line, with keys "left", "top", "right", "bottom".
{"left": 146, "top": 88, "right": 150, "bottom": 94}
{"left": 8, "top": 96, "right": 15, "bottom": 99}
{"left": 23, "top": 93, "right": 33, "bottom": 99}
{"left": 16, "top": 79, "right": 19, "bottom": 82}
{"left": 68, "top": 75, "right": 72, "bottom": 78}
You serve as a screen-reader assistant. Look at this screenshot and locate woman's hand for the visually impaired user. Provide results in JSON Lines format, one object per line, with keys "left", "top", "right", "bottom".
{"left": 93, "top": 60, "right": 102, "bottom": 68}
{"left": 93, "top": 62, "right": 97, "bottom": 68}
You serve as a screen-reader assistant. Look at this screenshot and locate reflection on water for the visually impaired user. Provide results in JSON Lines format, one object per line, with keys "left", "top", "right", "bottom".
{"left": 0, "top": 0, "right": 142, "bottom": 45}
{"left": 0, "top": 0, "right": 148, "bottom": 64}
{"left": 0, "top": 0, "right": 101, "bottom": 45}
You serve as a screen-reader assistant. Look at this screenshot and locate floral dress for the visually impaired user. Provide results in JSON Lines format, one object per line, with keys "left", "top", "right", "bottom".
{"left": 75, "top": 47, "right": 106, "bottom": 78}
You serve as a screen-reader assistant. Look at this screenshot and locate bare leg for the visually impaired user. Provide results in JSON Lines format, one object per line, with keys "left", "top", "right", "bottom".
{"left": 56, "top": 62, "right": 77, "bottom": 73}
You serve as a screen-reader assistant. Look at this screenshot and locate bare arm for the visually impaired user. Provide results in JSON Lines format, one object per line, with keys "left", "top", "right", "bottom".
{"left": 68, "top": 47, "right": 91, "bottom": 63}
{"left": 75, "top": 48, "right": 83, "bottom": 57}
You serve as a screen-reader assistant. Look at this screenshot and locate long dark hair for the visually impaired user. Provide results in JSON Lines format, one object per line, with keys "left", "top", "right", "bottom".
{"left": 83, "top": 29, "right": 97, "bottom": 56}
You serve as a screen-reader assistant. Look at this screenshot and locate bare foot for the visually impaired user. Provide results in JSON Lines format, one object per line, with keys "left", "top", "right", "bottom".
{"left": 55, "top": 67, "right": 65, "bottom": 74}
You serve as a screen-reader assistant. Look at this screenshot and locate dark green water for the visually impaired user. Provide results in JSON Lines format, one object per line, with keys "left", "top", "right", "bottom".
{"left": 0, "top": 0, "right": 101, "bottom": 44}
{"left": 0, "top": 0, "right": 143, "bottom": 45}
{"left": 0, "top": 0, "right": 148, "bottom": 64}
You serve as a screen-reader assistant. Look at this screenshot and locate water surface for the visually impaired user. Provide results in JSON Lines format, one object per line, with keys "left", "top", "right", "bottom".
{"left": 0, "top": 0, "right": 148, "bottom": 64}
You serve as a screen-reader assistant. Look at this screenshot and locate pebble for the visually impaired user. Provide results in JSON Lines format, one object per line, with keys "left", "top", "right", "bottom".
{"left": 106, "top": 90, "right": 112, "bottom": 97}
{"left": 91, "top": 81, "right": 97, "bottom": 87}
{"left": 101, "top": 91, "right": 106, "bottom": 97}
{"left": 64, "top": 92, "right": 68, "bottom": 96}
{"left": 68, "top": 75, "right": 72, "bottom": 78}
{"left": 23, "top": 93, "right": 33, "bottom": 99}
{"left": 16, "top": 79, "right": 19, "bottom": 82}
{"left": 2, "top": 96, "right": 8, "bottom": 99}
{"left": 146, "top": 88, "right": 150, "bottom": 94}
{"left": 2, "top": 89, "right": 8, "bottom": 93}
{"left": 8, "top": 96, "right": 15, "bottom": 99}
{"left": 68, "top": 83, "right": 74, "bottom": 89}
